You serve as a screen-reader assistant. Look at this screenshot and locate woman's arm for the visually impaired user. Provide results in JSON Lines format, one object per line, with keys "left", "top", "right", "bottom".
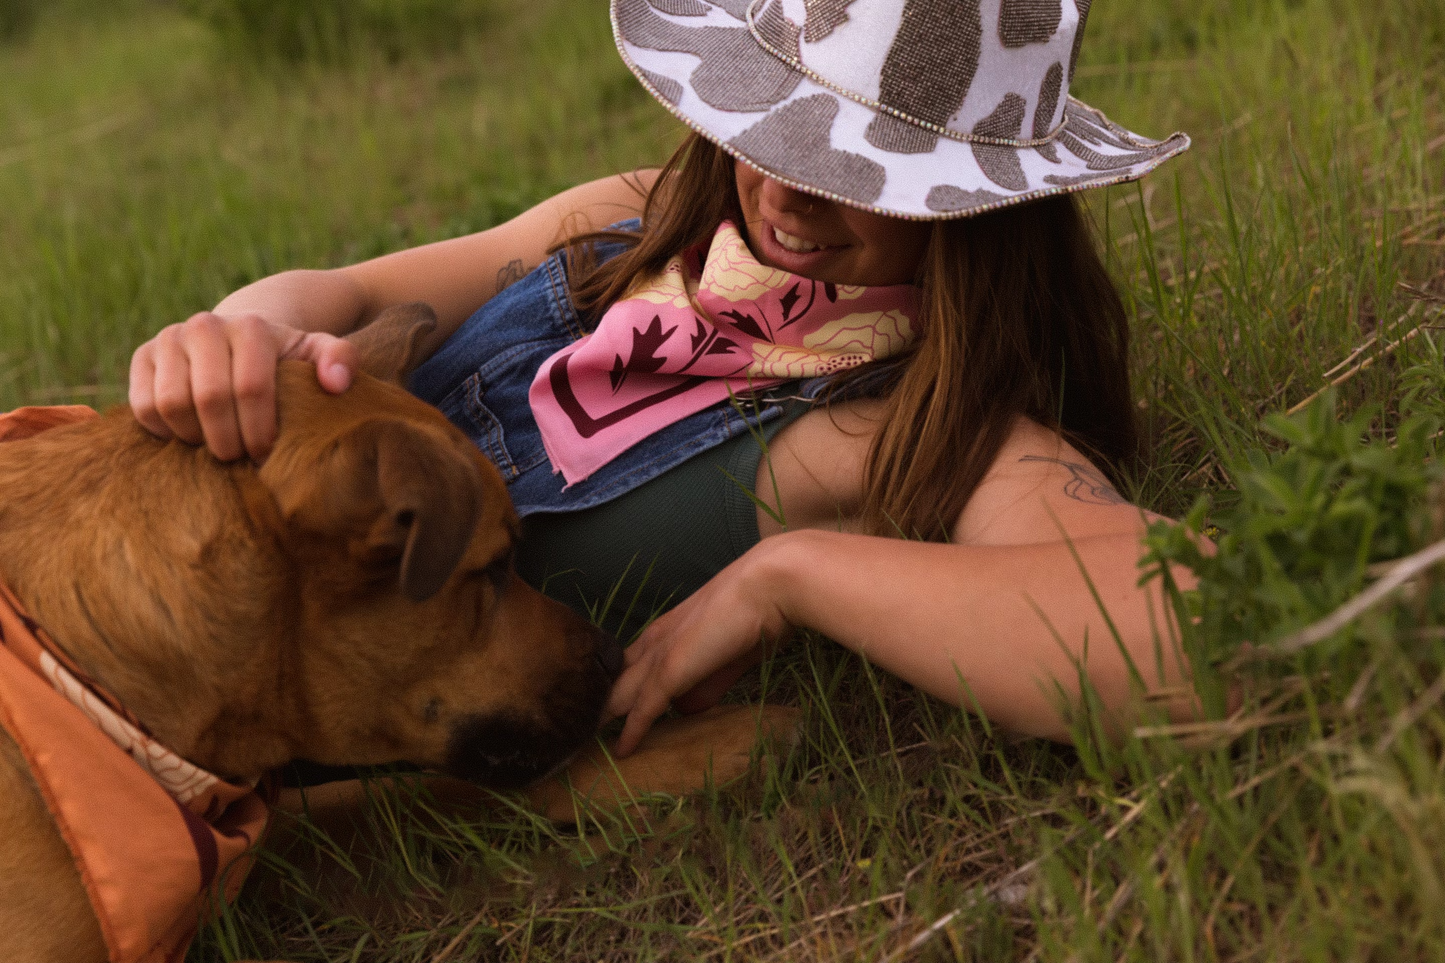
{"left": 128, "top": 170, "right": 658, "bottom": 461}
{"left": 606, "top": 419, "right": 1198, "bottom": 754}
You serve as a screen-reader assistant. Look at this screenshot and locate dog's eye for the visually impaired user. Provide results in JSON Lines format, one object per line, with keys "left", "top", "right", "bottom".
{"left": 471, "top": 550, "right": 514, "bottom": 593}
{"left": 483, "top": 560, "right": 509, "bottom": 590}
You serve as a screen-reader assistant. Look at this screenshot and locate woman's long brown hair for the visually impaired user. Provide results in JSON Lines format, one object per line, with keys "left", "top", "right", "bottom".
{"left": 565, "top": 134, "right": 1138, "bottom": 541}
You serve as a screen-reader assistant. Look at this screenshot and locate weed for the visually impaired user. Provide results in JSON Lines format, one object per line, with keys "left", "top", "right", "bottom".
{"left": 1144, "top": 393, "right": 1443, "bottom": 669}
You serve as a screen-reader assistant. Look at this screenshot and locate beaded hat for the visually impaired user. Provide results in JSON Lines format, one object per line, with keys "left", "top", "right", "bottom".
{"left": 612, "top": 0, "right": 1190, "bottom": 219}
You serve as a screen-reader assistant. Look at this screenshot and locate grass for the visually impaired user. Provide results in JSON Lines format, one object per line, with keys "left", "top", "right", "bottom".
{"left": 3, "top": 0, "right": 1444, "bottom": 960}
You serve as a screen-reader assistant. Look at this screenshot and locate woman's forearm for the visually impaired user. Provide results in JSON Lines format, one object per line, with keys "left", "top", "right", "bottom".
{"left": 764, "top": 528, "right": 1195, "bottom": 741}
{"left": 213, "top": 269, "right": 370, "bottom": 336}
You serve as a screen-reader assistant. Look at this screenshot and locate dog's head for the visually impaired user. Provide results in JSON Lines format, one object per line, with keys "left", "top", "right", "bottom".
{"left": 259, "top": 305, "right": 622, "bottom": 789}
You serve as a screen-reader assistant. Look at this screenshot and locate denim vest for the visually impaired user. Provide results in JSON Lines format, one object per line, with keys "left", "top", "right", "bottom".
{"left": 408, "top": 221, "right": 833, "bottom": 517}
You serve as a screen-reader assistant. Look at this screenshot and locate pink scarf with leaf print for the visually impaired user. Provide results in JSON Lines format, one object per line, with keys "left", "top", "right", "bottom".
{"left": 529, "top": 220, "right": 918, "bottom": 486}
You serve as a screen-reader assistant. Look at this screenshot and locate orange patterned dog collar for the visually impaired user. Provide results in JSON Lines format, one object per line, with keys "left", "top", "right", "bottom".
{"left": 0, "top": 406, "right": 268, "bottom": 963}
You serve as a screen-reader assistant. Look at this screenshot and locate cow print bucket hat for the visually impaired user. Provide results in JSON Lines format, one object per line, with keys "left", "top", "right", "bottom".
{"left": 612, "top": 0, "right": 1190, "bottom": 219}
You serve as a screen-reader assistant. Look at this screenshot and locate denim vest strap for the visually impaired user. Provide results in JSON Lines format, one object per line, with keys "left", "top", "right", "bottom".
{"left": 408, "top": 220, "right": 820, "bottom": 517}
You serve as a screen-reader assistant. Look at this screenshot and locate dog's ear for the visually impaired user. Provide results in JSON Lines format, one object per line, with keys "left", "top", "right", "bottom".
{"left": 347, "top": 303, "right": 443, "bottom": 384}
{"left": 270, "top": 417, "right": 483, "bottom": 602}
{"left": 372, "top": 419, "right": 483, "bottom": 601}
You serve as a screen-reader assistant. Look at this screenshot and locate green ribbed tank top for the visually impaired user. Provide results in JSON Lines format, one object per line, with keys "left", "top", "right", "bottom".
{"left": 516, "top": 401, "right": 811, "bottom": 642}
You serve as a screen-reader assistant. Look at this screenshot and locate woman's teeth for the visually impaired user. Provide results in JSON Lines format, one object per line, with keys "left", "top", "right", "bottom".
{"left": 773, "top": 226, "right": 821, "bottom": 254}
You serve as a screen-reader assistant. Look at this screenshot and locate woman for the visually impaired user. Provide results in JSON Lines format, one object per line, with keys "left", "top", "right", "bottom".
{"left": 129, "top": 0, "right": 1196, "bottom": 755}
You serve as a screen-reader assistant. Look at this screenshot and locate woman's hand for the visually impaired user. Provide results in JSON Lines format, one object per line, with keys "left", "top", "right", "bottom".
{"left": 605, "top": 537, "right": 798, "bottom": 756}
{"left": 128, "top": 311, "right": 356, "bottom": 463}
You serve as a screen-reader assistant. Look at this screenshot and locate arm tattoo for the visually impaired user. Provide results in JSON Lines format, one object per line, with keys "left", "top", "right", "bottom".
{"left": 495, "top": 259, "right": 526, "bottom": 294}
{"left": 1019, "top": 455, "right": 1127, "bottom": 506}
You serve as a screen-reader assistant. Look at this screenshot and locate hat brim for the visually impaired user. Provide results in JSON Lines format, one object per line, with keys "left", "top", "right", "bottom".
{"left": 612, "top": 0, "right": 1190, "bottom": 221}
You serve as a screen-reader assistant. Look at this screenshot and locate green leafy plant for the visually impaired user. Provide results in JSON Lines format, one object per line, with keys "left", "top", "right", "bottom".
{"left": 1144, "top": 392, "right": 1443, "bottom": 675}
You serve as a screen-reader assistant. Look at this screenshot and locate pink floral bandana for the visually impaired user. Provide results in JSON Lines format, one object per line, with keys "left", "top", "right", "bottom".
{"left": 529, "top": 220, "right": 918, "bottom": 485}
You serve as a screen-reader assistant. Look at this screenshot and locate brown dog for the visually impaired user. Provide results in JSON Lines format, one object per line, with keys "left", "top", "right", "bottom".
{"left": 0, "top": 306, "right": 797, "bottom": 963}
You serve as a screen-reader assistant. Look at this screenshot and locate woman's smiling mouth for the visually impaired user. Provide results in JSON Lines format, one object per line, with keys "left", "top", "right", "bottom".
{"left": 772, "top": 225, "right": 823, "bottom": 254}
{"left": 754, "top": 218, "right": 846, "bottom": 274}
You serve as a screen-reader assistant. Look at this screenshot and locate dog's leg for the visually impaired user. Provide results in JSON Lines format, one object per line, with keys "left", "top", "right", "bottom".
{"left": 522, "top": 704, "right": 803, "bottom": 822}
{"left": 270, "top": 703, "right": 802, "bottom": 830}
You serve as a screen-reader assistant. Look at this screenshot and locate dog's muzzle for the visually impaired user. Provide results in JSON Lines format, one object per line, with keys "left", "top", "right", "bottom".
{"left": 443, "top": 625, "right": 622, "bottom": 789}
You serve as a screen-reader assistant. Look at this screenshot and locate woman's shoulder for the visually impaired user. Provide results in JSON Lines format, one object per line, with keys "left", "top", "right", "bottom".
{"left": 532, "top": 169, "right": 662, "bottom": 242}
{"left": 951, "top": 416, "right": 1154, "bottom": 546}
{"left": 479, "top": 170, "right": 661, "bottom": 270}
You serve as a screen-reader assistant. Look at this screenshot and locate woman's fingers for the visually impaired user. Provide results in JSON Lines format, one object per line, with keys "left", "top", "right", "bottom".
{"left": 603, "top": 614, "right": 674, "bottom": 722}
{"left": 610, "top": 550, "right": 792, "bottom": 756}
{"left": 603, "top": 652, "right": 647, "bottom": 722}
{"left": 190, "top": 333, "right": 248, "bottom": 462}
{"left": 127, "top": 343, "right": 168, "bottom": 440}
{"left": 609, "top": 617, "right": 714, "bottom": 756}
{"left": 287, "top": 331, "right": 356, "bottom": 395}
{"left": 128, "top": 312, "right": 357, "bottom": 462}
{"left": 229, "top": 315, "right": 284, "bottom": 461}
{"left": 147, "top": 321, "right": 210, "bottom": 448}
{"left": 616, "top": 671, "right": 678, "bottom": 757}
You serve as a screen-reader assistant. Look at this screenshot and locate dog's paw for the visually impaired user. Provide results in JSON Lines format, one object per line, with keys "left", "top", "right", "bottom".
{"left": 525, "top": 703, "right": 802, "bottom": 823}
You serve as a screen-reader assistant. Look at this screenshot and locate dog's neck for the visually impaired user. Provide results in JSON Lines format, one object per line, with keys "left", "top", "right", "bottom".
{"left": 0, "top": 411, "right": 305, "bottom": 781}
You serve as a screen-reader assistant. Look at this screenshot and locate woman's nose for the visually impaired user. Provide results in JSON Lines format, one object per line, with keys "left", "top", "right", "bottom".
{"left": 760, "top": 175, "right": 817, "bottom": 216}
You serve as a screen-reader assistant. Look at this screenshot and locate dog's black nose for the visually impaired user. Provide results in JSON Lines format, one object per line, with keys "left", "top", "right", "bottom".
{"left": 592, "top": 629, "right": 625, "bottom": 679}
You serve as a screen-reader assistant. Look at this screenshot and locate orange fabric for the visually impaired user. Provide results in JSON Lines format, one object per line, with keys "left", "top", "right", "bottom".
{"left": 0, "top": 407, "right": 269, "bottom": 963}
